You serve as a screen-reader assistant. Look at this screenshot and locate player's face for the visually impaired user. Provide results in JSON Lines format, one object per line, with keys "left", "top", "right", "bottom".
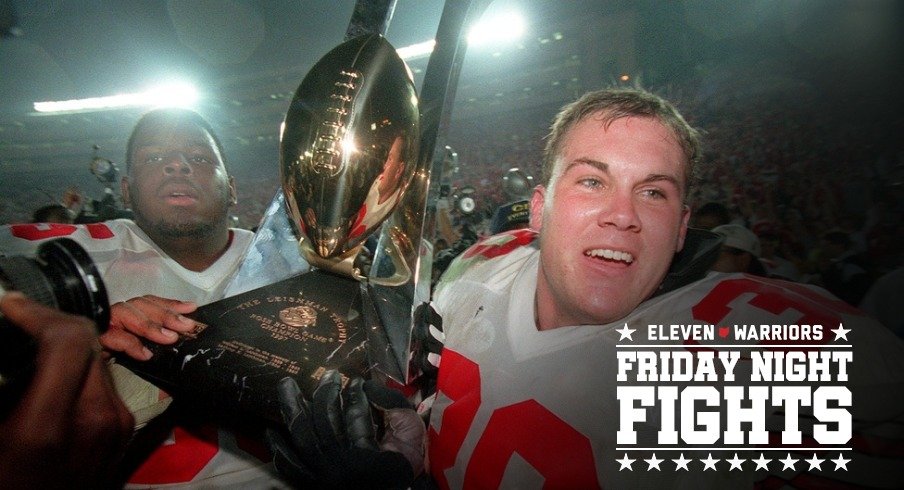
{"left": 530, "top": 115, "right": 690, "bottom": 328}
{"left": 122, "top": 121, "right": 235, "bottom": 239}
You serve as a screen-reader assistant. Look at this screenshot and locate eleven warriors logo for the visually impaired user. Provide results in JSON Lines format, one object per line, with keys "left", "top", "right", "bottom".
{"left": 614, "top": 314, "right": 854, "bottom": 474}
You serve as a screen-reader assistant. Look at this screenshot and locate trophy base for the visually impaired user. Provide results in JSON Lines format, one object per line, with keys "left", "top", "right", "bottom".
{"left": 117, "top": 270, "right": 369, "bottom": 423}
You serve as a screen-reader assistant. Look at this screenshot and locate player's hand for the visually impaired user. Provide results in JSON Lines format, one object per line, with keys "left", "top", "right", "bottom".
{"left": 100, "top": 295, "right": 198, "bottom": 360}
{"left": 267, "top": 370, "right": 425, "bottom": 489}
{"left": 413, "top": 302, "right": 444, "bottom": 400}
{"left": 0, "top": 292, "right": 134, "bottom": 489}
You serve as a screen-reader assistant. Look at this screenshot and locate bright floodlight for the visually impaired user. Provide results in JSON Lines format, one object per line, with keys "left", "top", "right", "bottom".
{"left": 397, "top": 40, "right": 436, "bottom": 61}
{"left": 467, "top": 11, "right": 525, "bottom": 46}
{"left": 34, "top": 80, "right": 199, "bottom": 114}
{"left": 144, "top": 81, "right": 199, "bottom": 108}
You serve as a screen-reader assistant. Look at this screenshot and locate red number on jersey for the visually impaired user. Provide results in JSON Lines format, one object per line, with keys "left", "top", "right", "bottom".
{"left": 430, "top": 349, "right": 600, "bottom": 489}
{"left": 465, "top": 400, "right": 601, "bottom": 489}
{"left": 429, "top": 349, "right": 482, "bottom": 490}
{"left": 10, "top": 223, "right": 114, "bottom": 240}
{"left": 692, "top": 276, "right": 856, "bottom": 347}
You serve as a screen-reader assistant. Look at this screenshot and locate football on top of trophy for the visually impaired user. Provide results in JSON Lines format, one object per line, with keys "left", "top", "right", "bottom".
{"left": 280, "top": 34, "right": 420, "bottom": 262}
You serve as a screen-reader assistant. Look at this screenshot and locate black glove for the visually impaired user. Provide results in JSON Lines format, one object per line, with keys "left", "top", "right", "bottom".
{"left": 412, "top": 302, "right": 444, "bottom": 398}
{"left": 267, "top": 370, "right": 425, "bottom": 489}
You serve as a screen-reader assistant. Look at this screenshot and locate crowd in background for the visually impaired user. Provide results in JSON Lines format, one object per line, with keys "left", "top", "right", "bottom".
{"left": 2, "top": 73, "right": 901, "bottom": 311}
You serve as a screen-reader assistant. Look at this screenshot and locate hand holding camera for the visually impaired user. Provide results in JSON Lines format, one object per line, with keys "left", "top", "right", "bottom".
{"left": 0, "top": 289, "right": 132, "bottom": 488}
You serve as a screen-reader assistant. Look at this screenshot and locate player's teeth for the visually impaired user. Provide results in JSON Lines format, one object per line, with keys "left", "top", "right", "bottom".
{"left": 585, "top": 249, "right": 634, "bottom": 263}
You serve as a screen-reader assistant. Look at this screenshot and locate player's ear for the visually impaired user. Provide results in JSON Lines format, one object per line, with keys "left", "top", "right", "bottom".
{"left": 676, "top": 204, "right": 690, "bottom": 252}
{"left": 120, "top": 176, "right": 132, "bottom": 209}
{"left": 529, "top": 185, "right": 546, "bottom": 232}
{"left": 228, "top": 176, "right": 237, "bottom": 207}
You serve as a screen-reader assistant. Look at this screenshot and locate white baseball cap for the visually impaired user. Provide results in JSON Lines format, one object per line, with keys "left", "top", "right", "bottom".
{"left": 713, "top": 224, "right": 761, "bottom": 257}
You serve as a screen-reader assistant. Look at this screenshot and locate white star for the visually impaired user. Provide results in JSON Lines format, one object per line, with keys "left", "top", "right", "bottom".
{"left": 672, "top": 453, "right": 691, "bottom": 471}
{"left": 616, "top": 323, "right": 636, "bottom": 341}
{"left": 779, "top": 453, "right": 799, "bottom": 471}
{"left": 752, "top": 453, "right": 771, "bottom": 471}
{"left": 617, "top": 453, "right": 635, "bottom": 471}
{"left": 700, "top": 453, "right": 719, "bottom": 471}
{"left": 805, "top": 453, "right": 825, "bottom": 471}
{"left": 726, "top": 453, "right": 745, "bottom": 471}
{"left": 645, "top": 453, "right": 663, "bottom": 471}
{"left": 831, "top": 323, "right": 851, "bottom": 341}
{"left": 832, "top": 453, "right": 850, "bottom": 471}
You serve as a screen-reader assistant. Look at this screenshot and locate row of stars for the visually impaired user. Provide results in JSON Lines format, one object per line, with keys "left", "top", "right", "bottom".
{"left": 614, "top": 323, "right": 851, "bottom": 341}
{"left": 616, "top": 452, "right": 850, "bottom": 471}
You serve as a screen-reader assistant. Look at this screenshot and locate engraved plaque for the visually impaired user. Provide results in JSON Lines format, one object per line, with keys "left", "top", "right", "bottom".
{"left": 118, "top": 270, "right": 367, "bottom": 423}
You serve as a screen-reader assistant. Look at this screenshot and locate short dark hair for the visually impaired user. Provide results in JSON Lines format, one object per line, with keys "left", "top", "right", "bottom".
{"left": 694, "top": 201, "right": 731, "bottom": 224}
{"left": 126, "top": 108, "right": 226, "bottom": 173}
{"left": 31, "top": 203, "right": 72, "bottom": 223}
{"left": 542, "top": 87, "right": 701, "bottom": 198}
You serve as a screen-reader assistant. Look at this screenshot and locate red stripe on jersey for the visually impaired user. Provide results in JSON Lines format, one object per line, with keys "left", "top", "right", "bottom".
{"left": 10, "top": 222, "right": 114, "bottom": 240}
{"left": 129, "top": 425, "right": 219, "bottom": 484}
{"left": 461, "top": 229, "right": 536, "bottom": 261}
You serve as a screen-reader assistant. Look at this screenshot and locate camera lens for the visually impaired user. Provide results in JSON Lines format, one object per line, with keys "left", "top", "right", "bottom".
{"left": 0, "top": 238, "right": 109, "bottom": 414}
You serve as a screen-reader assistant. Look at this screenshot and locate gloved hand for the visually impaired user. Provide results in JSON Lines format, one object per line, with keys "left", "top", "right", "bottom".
{"left": 267, "top": 370, "right": 425, "bottom": 489}
{"left": 411, "top": 303, "right": 446, "bottom": 382}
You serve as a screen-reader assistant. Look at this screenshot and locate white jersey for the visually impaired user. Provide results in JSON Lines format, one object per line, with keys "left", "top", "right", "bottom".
{"left": 430, "top": 229, "right": 904, "bottom": 489}
{"left": 0, "top": 220, "right": 292, "bottom": 488}
{"left": 0, "top": 219, "right": 251, "bottom": 305}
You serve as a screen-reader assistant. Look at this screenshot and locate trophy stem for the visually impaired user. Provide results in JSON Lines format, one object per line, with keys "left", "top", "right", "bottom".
{"left": 368, "top": 0, "right": 494, "bottom": 385}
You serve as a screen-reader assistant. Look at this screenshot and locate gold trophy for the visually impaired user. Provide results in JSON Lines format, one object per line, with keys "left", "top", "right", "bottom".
{"left": 281, "top": 34, "right": 419, "bottom": 278}
{"left": 118, "top": 34, "right": 422, "bottom": 423}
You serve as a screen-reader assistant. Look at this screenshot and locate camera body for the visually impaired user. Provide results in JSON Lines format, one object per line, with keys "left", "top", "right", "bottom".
{"left": 0, "top": 238, "right": 109, "bottom": 416}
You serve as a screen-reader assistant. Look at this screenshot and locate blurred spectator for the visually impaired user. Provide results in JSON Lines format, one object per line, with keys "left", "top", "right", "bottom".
{"left": 753, "top": 223, "right": 802, "bottom": 281}
{"left": 61, "top": 186, "right": 85, "bottom": 216}
{"left": 690, "top": 201, "right": 732, "bottom": 230}
{"left": 31, "top": 203, "right": 74, "bottom": 224}
{"left": 818, "top": 229, "right": 872, "bottom": 305}
{"left": 433, "top": 238, "right": 449, "bottom": 257}
{"left": 489, "top": 167, "right": 533, "bottom": 235}
{"left": 711, "top": 224, "right": 767, "bottom": 276}
{"left": 859, "top": 267, "right": 904, "bottom": 338}
{"left": 432, "top": 221, "right": 479, "bottom": 286}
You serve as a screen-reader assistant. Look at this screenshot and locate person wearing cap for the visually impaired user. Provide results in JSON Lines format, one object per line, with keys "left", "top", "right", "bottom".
{"left": 711, "top": 223, "right": 767, "bottom": 276}
{"left": 489, "top": 167, "right": 533, "bottom": 234}
{"left": 689, "top": 200, "right": 732, "bottom": 230}
{"left": 754, "top": 226, "right": 802, "bottom": 281}
{"left": 819, "top": 228, "right": 872, "bottom": 305}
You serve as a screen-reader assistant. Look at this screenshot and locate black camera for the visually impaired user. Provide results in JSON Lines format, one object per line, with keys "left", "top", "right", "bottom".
{"left": 452, "top": 185, "right": 477, "bottom": 216}
{"left": 0, "top": 238, "right": 110, "bottom": 415}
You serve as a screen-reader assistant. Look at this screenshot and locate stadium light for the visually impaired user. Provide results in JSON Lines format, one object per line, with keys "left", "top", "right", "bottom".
{"left": 467, "top": 11, "right": 525, "bottom": 46}
{"left": 397, "top": 9, "right": 526, "bottom": 61}
{"left": 397, "top": 40, "right": 436, "bottom": 61}
{"left": 33, "top": 80, "right": 199, "bottom": 114}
